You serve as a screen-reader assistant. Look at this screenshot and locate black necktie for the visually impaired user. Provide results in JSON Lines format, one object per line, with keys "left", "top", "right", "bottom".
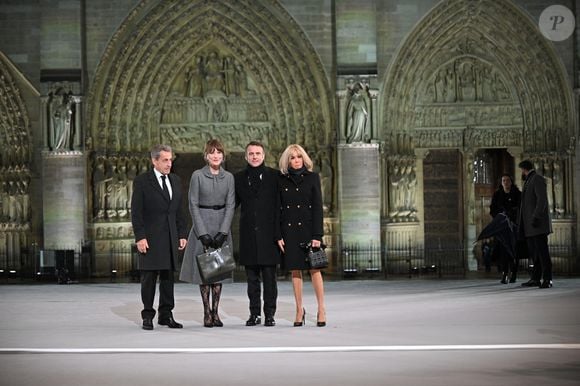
{"left": 161, "top": 175, "right": 171, "bottom": 200}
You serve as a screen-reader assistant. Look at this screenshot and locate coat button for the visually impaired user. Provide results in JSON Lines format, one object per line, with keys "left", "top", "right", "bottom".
{"left": 288, "top": 223, "right": 292, "bottom": 227}
{"left": 298, "top": 222, "right": 302, "bottom": 226}
{"left": 285, "top": 188, "right": 288, "bottom": 191}
{"left": 287, "top": 205, "right": 290, "bottom": 209}
{"left": 297, "top": 205, "right": 300, "bottom": 208}
{"left": 296, "top": 188, "right": 299, "bottom": 191}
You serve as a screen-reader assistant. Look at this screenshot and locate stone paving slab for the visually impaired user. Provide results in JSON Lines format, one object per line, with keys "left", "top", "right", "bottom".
{"left": 1, "top": 279, "right": 579, "bottom": 385}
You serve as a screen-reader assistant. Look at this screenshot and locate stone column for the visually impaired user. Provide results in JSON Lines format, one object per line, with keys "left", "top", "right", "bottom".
{"left": 462, "top": 149, "right": 478, "bottom": 271}
{"left": 337, "top": 143, "right": 381, "bottom": 270}
{"left": 42, "top": 151, "right": 87, "bottom": 252}
{"left": 413, "top": 148, "right": 429, "bottom": 247}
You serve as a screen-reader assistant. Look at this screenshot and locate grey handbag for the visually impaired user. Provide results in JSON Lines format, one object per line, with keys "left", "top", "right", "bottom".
{"left": 196, "top": 244, "right": 235, "bottom": 282}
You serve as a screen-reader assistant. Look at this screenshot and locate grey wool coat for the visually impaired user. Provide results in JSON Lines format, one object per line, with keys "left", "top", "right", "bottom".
{"left": 179, "top": 165, "right": 235, "bottom": 284}
{"left": 518, "top": 170, "right": 553, "bottom": 238}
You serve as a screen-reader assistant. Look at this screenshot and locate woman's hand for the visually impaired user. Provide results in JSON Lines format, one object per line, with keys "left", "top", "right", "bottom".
{"left": 277, "top": 239, "right": 285, "bottom": 253}
{"left": 311, "top": 239, "right": 321, "bottom": 248}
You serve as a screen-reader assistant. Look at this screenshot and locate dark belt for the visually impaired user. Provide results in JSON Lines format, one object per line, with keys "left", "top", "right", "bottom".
{"left": 198, "top": 204, "right": 226, "bottom": 210}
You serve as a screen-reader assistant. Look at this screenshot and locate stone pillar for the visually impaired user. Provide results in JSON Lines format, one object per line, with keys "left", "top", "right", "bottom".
{"left": 413, "top": 148, "right": 429, "bottom": 247}
{"left": 462, "top": 150, "right": 478, "bottom": 271}
{"left": 337, "top": 143, "right": 381, "bottom": 268}
{"left": 42, "top": 151, "right": 87, "bottom": 251}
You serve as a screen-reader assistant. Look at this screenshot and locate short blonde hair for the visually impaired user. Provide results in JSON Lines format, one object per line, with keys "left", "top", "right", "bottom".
{"left": 278, "top": 144, "right": 314, "bottom": 174}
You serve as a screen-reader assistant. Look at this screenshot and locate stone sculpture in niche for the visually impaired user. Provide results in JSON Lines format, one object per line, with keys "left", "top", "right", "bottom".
{"left": 48, "top": 90, "right": 74, "bottom": 151}
{"left": 345, "top": 82, "right": 370, "bottom": 144}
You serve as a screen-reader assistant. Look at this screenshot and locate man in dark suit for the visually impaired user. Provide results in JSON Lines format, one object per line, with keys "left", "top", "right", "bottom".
{"left": 517, "top": 160, "right": 553, "bottom": 288}
{"left": 131, "top": 144, "right": 188, "bottom": 330}
{"left": 235, "top": 141, "right": 280, "bottom": 327}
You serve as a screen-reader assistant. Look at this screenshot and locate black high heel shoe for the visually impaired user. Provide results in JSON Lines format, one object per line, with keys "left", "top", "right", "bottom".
{"left": 294, "top": 308, "right": 305, "bottom": 327}
{"left": 212, "top": 311, "right": 223, "bottom": 327}
{"left": 317, "top": 312, "right": 326, "bottom": 327}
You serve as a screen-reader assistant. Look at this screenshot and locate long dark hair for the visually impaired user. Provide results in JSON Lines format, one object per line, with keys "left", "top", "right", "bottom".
{"left": 497, "top": 173, "right": 519, "bottom": 191}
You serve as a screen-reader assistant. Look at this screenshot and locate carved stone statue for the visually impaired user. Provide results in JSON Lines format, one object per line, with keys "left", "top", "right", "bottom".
{"left": 553, "top": 160, "right": 564, "bottom": 215}
{"left": 185, "top": 56, "right": 203, "bottom": 97}
{"left": 345, "top": 82, "right": 370, "bottom": 143}
{"left": 49, "top": 92, "right": 74, "bottom": 150}
{"left": 204, "top": 50, "right": 225, "bottom": 94}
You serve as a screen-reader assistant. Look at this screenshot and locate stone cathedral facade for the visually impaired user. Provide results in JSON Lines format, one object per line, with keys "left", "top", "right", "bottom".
{"left": 0, "top": 0, "right": 578, "bottom": 277}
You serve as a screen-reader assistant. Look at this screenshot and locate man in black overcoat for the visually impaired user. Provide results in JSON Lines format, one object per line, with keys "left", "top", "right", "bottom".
{"left": 517, "top": 160, "right": 553, "bottom": 288}
{"left": 131, "top": 144, "right": 188, "bottom": 330}
{"left": 235, "top": 141, "right": 281, "bottom": 327}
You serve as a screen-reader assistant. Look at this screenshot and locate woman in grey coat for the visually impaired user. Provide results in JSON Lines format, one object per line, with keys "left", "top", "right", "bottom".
{"left": 179, "top": 139, "right": 235, "bottom": 327}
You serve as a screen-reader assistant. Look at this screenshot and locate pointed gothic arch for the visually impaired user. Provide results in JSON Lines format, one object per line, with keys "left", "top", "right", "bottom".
{"left": 0, "top": 51, "right": 33, "bottom": 269}
{"left": 86, "top": 0, "right": 335, "bottom": 156}
{"left": 381, "top": 0, "right": 575, "bottom": 154}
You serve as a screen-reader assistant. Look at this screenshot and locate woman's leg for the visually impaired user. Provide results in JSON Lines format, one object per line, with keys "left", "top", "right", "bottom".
{"left": 291, "top": 270, "right": 304, "bottom": 323}
{"left": 310, "top": 269, "right": 326, "bottom": 323}
{"left": 211, "top": 283, "right": 223, "bottom": 327}
{"left": 199, "top": 284, "right": 213, "bottom": 327}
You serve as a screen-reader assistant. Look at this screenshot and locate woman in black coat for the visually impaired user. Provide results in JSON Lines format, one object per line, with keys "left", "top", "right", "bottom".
{"left": 489, "top": 173, "right": 521, "bottom": 284}
{"left": 276, "top": 144, "right": 326, "bottom": 327}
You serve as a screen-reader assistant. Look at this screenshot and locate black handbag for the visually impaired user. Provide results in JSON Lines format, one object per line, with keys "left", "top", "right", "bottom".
{"left": 196, "top": 244, "right": 235, "bottom": 282}
{"left": 305, "top": 244, "right": 328, "bottom": 269}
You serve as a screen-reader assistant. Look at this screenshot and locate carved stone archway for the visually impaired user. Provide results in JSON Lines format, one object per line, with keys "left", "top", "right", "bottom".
{"left": 85, "top": 0, "right": 336, "bottom": 272}
{"left": 0, "top": 52, "right": 33, "bottom": 271}
{"left": 380, "top": 0, "right": 576, "bottom": 258}
{"left": 87, "top": 0, "right": 334, "bottom": 156}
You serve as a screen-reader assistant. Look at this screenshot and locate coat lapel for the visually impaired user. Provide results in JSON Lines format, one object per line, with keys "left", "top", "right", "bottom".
{"left": 148, "top": 169, "right": 170, "bottom": 203}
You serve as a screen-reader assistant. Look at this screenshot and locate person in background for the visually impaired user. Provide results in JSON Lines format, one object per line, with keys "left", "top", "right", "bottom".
{"left": 276, "top": 144, "right": 326, "bottom": 327}
{"left": 235, "top": 141, "right": 280, "bottom": 327}
{"left": 517, "top": 160, "right": 553, "bottom": 288}
{"left": 489, "top": 173, "right": 521, "bottom": 283}
{"left": 131, "top": 144, "right": 188, "bottom": 330}
{"left": 180, "top": 139, "right": 235, "bottom": 326}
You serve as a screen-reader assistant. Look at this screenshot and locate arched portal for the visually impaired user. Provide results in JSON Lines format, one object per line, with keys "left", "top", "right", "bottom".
{"left": 0, "top": 52, "right": 33, "bottom": 272}
{"left": 380, "top": 0, "right": 576, "bottom": 265}
{"left": 85, "top": 0, "right": 336, "bottom": 274}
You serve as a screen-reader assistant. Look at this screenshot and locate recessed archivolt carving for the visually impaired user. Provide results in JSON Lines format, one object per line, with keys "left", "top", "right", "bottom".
{"left": 0, "top": 52, "right": 32, "bottom": 266}
{"left": 87, "top": 0, "right": 334, "bottom": 158}
{"left": 381, "top": 0, "right": 575, "bottom": 154}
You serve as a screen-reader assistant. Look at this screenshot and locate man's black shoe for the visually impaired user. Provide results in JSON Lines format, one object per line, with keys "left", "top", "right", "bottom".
{"left": 521, "top": 279, "right": 540, "bottom": 287}
{"left": 246, "top": 315, "right": 261, "bottom": 326}
{"left": 539, "top": 280, "right": 553, "bottom": 289}
{"left": 158, "top": 317, "right": 183, "bottom": 328}
{"left": 264, "top": 317, "right": 276, "bottom": 327}
{"left": 142, "top": 319, "right": 154, "bottom": 330}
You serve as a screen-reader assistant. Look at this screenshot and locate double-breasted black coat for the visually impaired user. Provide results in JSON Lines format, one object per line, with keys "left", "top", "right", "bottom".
{"left": 276, "top": 170, "right": 324, "bottom": 270}
{"left": 234, "top": 165, "right": 281, "bottom": 266}
{"left": 131, "top": 169, "right": 188, "bottom": 271}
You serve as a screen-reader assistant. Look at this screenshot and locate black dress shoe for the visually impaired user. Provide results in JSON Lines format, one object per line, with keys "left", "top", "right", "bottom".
{"left": 509, "top": 272, "right": 517, "bottom": 283}
{"left": 142, "top": 319, "right": 154, "bottom": 330}
{"left": 500, "top": 273, "right": 508, "bottom": 284}
{"left": 540, "top": 280, "right": 553, "bottom": 288}
{"left": 521, "top": 279, "right": 541, "bottom": 287}
{"left": 264, "top": 317, "right": 276, "bottom": 327}
{"left": 246, "top": 315, "right": 261, "bottom": 326}
{"left": 158, "top": 317, "right": 183, "bottom": 329}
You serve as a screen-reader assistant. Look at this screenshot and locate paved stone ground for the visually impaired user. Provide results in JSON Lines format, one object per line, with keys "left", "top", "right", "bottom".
{"left": 1, "top": 278, "right": 579, "bottom": 386}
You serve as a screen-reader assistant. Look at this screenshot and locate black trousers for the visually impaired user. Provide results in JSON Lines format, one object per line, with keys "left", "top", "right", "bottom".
{"left": 245, "top": 265, "right": 277, "bottom": 317}
{"left": 140, "top": 270, "right": 175, "bottom": 320}
{"left": 526, "top": 234, "right": 552, "bottom": 282}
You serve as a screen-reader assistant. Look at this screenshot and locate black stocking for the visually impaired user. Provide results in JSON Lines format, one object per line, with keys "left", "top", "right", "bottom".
{"left": 199, "top": 285, "right": 212, "bottom": 327}
{"left": 211, "top": 283, "right": 223, "bottom": 327}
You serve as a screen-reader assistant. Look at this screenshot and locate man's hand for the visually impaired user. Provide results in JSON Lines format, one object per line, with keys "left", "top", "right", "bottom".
{"left": 136, "top": 238, "right": 149, "bottom": 254}
{"left": 178, "top": 238, "right": 187, "bottom": 250}
{"left": 199, "top": 234, "right": 213, "bottom": 248}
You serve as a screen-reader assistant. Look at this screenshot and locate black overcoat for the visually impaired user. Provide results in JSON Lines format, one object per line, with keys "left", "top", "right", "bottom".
{"left": 234, "top": 166, "right": 281, "bottom": 266}
{"left": 131, "top": 169, "right": 188, "bottom": 270}
{"left": 518, "top": 170, "right": 552, "bottom": 238}
{"left": 276, "top": 170, "right": 324, "bottom": 270}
